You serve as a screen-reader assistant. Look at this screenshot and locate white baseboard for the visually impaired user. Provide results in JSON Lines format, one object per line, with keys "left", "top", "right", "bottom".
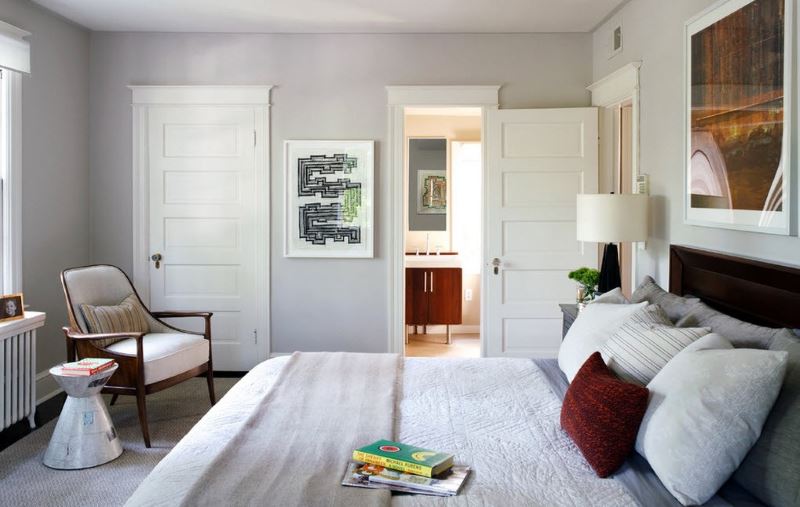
{"left": 36, "top": 369, "right": 62, "bottom": 404}
{"left": 408, "top": 324, "right": 479, "bottom": 335}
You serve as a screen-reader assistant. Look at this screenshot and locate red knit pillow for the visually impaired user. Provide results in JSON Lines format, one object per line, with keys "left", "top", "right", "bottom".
{"left": 560, "top": 352, "right": 649, "bottom": 477}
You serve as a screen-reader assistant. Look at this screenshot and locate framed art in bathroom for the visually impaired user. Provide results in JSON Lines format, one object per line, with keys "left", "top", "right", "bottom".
{"left": 684, "top": 0, "right": 792, "bottom": 235}
{"left": 284, "top": 140, "right": 374, "bottom": 258}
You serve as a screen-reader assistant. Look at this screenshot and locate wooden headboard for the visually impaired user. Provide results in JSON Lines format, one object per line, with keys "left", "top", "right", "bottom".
{"left": 669, "top": 245, "right": 800, "bottom": 329}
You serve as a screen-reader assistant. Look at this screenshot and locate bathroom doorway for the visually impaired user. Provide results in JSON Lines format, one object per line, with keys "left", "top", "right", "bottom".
{"left": 402, "top": 107, "right": 482, "bottom": 358}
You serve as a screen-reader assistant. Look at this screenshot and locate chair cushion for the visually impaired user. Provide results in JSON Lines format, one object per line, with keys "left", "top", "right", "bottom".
{"left": 105, "top": 333, "right": 210, "bottom": 384}
{"left": 80, "top": 294, "right": 151, "bottom": 347}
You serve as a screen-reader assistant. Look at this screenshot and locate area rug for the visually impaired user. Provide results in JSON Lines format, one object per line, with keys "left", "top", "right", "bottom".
{"left": 0, "top": 377, "right": 238, "bottom": 507}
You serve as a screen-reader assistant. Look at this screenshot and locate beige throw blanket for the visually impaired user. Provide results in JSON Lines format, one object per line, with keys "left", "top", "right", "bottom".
{"left": 179, "top": 352, "right": 401, "bottom": 507}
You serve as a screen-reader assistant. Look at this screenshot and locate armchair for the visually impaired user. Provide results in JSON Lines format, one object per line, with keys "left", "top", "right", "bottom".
{"left": 60, "top": 264, "right": 215, "bottom": 447}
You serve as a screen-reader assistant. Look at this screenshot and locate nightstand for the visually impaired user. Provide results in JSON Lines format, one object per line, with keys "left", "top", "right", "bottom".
{"left": 559, "top": 304, "right": 579, "bottom": 339}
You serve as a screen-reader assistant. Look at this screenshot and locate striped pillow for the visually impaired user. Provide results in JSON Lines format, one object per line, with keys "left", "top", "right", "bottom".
{"left": 600, "top": 319, "right": 710, "bottom": 386}
{"left": 80, "top": 294, "right": 150, "bottom": 348}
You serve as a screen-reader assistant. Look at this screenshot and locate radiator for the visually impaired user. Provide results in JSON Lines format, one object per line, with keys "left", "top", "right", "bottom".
{"left": 0, "top": 312, "right": 46, "bottom": 430}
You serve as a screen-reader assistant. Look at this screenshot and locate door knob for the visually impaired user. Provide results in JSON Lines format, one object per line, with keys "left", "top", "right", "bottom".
{"left": 151, "top": 253, "right": 162, "bottom": 269}
{"left": 492, "top": 257, "right": 501, "bottom": 275}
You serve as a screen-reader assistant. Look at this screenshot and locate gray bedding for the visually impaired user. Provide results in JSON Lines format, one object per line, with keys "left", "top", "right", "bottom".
{"left": 533, "top": 359, "right": 765, "bottom": 507}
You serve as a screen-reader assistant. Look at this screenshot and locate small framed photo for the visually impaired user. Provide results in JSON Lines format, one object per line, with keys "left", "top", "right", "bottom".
{"left": 0, "top": 293, "right": 24, "bottom": 323}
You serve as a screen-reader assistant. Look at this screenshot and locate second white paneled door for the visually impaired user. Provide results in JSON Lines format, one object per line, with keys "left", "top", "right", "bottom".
{"left": 484, "top": 107, "right": 598, "bottom": 357}
{"left": 147, "top": 105, "right": 262, "bottom": 370}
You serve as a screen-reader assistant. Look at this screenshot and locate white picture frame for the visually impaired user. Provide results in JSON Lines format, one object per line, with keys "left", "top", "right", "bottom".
{"left": 284, "top": 140, "right": 374, "bottom": 258}
{"left": 684, "top": 0, "right": 792, "bottom": 235}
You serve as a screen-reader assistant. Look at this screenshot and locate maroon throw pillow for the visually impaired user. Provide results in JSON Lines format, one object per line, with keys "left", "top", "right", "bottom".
{"left": 560, "top": 352, "right": 649, "bottom": 478}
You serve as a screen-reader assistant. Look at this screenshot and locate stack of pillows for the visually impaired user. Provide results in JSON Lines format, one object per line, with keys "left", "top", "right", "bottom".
{"left": 558, "top": 277, "right": 799, "bottom": 506}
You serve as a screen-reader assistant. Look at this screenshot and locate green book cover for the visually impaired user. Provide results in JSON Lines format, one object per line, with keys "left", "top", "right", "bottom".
{"left": 352, "top": 440, "right": 454, "bottom": 477}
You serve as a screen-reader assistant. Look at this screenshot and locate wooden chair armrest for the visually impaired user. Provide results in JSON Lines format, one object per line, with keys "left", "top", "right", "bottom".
{"left": 151, "top": 311, "right": 213, "bottom": 318}
{"left": 150, "top": 312, "right": 213, "bottom": 341}
{"left": 62, "top": 327, "right": 145, "bottom": 343}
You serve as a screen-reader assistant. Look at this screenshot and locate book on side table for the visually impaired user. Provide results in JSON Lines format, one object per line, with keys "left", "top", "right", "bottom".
{"left": 60, "top": 358, "right": 116, "bottom": 376}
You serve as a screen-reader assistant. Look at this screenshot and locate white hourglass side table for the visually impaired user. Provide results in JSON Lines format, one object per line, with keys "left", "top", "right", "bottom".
{"left": 43, "top": 363, "right": 123, "bottom": 469}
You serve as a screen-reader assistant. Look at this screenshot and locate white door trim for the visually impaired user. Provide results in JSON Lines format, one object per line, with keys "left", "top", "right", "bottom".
{"left": 587, "top": 62, "right": 642, "bottom": 293}
{"left": 130, "top": 85, "right": 273, "bottom": 362}
{"left": 386, "top": 85, "right": 500, "bottom": 355}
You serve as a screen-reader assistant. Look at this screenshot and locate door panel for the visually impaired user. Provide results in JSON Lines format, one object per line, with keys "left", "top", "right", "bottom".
{"left": 485, "top": 108, "right": 598, "bottom": 357}
{"left": 405, "top": 268, "right": 428, "bottom": 325}
{"left": 427, "top": 268, "right": 462, "bottom": 324}
{"left": 148, "top": 106, "right": 259, "bottom": 370}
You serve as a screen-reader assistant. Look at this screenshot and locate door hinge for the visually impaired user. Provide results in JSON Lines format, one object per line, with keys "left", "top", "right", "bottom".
{"left": 253, "top": 328, "right": 258, "bottom": 344}
{"left": 253, "top": 130, "right": 257, "bottom": 147}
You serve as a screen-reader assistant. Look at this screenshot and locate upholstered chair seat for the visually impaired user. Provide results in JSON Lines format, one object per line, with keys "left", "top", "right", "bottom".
{"left": 61, "top": 264, "right": 215, "bottom": 447}
{"left": 105, "top": 333, "right": 210, "bottom": 384}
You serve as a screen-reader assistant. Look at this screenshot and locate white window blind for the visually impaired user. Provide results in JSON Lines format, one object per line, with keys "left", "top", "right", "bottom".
{"left": 0, "top": 20, "right": 30, "bottom": 74}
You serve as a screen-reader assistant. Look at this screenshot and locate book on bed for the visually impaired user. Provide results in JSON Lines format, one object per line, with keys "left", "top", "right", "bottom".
{"left": 352, "top": 440, "right": 454, "bottom": 477}
{"left": 341, "top": 462, "right": 470, "bottom": 496}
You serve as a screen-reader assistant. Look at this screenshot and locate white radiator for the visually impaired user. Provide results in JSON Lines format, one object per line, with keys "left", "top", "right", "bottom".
{"left": 0, "top": 311, "right": 46, "bottom": 430}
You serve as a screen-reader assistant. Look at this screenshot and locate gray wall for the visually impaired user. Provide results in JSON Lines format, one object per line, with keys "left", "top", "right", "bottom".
{"left": 88, "top": 32, "right": 592, "bottom": 353}
{"left": 1, "top": 0, "right": 90, "bottom": 389}
{"left": 408, "top": 138, "right": 447, "bottom": 232}
{"left": 592, "top": 0, "right": 800, "bottom": 287}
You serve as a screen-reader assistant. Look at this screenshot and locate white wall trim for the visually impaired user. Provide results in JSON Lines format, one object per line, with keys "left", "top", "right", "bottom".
{"left": 587, "top": 62, "right": 641, "bottom": 107}
{"left": 588, "top": 62, "right": 642, "bottom": 292}
{"left": 1, "top": 70, "right": 22, "bottom": 293}
{"left": 386, "top": 85, "right": 500, "bottom": 356}
{"left": 130, "top": 85, "right": 273, "bottom": 362}
{"left": 128, "top": 85, "right": 273, "bottom": 105}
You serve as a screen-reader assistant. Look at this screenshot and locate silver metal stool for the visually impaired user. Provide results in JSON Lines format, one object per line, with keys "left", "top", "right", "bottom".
{"left": 43, "top": 363, "right": 122, "bottom": 469}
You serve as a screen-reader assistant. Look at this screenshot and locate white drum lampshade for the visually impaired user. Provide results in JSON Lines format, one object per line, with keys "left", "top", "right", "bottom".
{"left": 576, "top": 193, "right": 649, "bottom": 243}
{"left": 576, "top": 193, "right": 648, "bottom": 293}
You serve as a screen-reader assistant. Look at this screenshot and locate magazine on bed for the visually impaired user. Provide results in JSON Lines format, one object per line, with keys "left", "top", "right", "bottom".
{"left": 341, "top": 462, "right": 470, "bottom": 496}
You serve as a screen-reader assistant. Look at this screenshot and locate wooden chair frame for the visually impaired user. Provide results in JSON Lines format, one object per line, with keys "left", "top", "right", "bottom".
{"left": 60, "top": 264, "right": 215, "bottom": 448}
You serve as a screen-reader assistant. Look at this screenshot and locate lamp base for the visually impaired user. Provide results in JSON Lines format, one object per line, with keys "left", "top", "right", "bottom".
{"left": 598, "top": 243, "right": 621, "bottom": 293}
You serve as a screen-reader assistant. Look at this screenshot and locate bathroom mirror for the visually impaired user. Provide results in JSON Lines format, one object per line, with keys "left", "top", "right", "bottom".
{"left": 408, "top": 138, "right": 447, "bottom": 231}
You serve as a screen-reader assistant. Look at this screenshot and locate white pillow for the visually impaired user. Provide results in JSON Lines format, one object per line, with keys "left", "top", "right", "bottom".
{"left": 636, "top": 333, "right": 788, "bottom": 506}
{"left": 558, "top": 301, "right": 647, "bottom": 382}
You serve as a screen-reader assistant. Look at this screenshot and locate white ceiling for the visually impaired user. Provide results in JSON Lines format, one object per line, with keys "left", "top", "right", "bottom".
{"left": 32, "top": 0, "right": 627, "bottom": 33}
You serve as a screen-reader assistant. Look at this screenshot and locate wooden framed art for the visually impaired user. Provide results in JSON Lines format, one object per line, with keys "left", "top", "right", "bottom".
{"left": 684, "top": 0, "right": 792, "bottom": 234}
{"left": 284, "top": 140, "right": 374, "bottom": 258}
{"left": 0, "top": 293, "right": 24, "bottom": 323}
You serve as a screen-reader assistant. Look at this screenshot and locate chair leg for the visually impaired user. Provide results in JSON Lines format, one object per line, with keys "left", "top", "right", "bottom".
{"left": 110, "top": 394, "right": 119, "bottom": 406}
{"left": 136, "top": 391, "right": 151, "bottom": 448}
{"left": 206, "top": 367, "right": 216, "bottom": 405}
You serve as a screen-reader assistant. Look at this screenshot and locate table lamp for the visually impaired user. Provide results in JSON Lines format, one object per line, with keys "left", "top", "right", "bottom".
{"left": 576, "top": 193, "right": 648, "bottom": 293}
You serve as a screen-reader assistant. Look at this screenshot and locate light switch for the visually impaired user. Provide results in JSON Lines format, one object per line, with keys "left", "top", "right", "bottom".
{"left": 465, "top": 289, "right": 473, "bottom": 301}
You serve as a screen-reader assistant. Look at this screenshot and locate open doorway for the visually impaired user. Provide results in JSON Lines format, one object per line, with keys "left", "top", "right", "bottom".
{"left": 402, "top": 107, "right": 482, "bottom": 358}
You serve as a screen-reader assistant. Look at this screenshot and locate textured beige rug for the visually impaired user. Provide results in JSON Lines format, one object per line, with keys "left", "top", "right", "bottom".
{"left": 0, "top": 377, "right": 238, "bottom": 507}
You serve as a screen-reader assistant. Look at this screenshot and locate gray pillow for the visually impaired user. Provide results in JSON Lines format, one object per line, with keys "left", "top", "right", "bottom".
{"left": 630, "top": 276, "right": 700, "bottom": 322}
{"left": 676, "top": 301, "right": 786, "bottom": 349}
{"left": 733, "top": 329, "right": 800, "bottom": 507}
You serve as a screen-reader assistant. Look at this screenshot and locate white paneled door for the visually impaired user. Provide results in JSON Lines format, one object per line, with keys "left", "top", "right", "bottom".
{"left": 147, "top": 106, "right": 261, "bottom": 370}
{"left": 485, "top": 108, "right": 598, "bottom": 357}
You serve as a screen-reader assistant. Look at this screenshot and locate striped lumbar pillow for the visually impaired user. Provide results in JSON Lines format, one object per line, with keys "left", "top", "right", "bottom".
{"left": 600, "top": 319, "right": 710, "bottom": 386}
{"left": 80, "top": 294, "right": 150, "bottom": 348}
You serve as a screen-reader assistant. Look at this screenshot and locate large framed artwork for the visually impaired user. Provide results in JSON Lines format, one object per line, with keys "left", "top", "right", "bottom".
{"left": 685, "top": 0, "right": 792, "bottom": 234}
{"left": 284, "top": 140, "right": 374, "bottom": 258}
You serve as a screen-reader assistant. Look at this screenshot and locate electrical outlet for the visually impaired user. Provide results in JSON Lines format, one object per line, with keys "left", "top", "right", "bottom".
{"left": 465, "top": 289, "right": 473, "bottom": 301}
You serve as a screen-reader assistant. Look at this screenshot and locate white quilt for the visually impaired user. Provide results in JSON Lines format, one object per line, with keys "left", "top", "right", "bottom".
{"left": 127, "top": 356, "right": 637, "bottom": 507}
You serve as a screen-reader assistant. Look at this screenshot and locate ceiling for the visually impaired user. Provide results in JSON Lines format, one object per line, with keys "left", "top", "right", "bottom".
{"left": 32, "top": 0, "right": 627, "bottom": 33}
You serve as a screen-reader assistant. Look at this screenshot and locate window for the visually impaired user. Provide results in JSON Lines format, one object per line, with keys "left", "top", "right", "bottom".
{"left": 0, "top": 68, "right": 21, "bottom": 294}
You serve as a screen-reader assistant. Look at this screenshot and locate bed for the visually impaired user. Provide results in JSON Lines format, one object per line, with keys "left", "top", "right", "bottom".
{"left": 126, "top": 246, "right": 799, "bottom": 506}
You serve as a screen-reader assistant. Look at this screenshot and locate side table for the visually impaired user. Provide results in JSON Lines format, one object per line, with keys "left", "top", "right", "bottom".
{"left": 559, "top": 303, "right": 579, "bottom": 339}
{"left": 43, "top": 363, "right": 123, "bottom": 469}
